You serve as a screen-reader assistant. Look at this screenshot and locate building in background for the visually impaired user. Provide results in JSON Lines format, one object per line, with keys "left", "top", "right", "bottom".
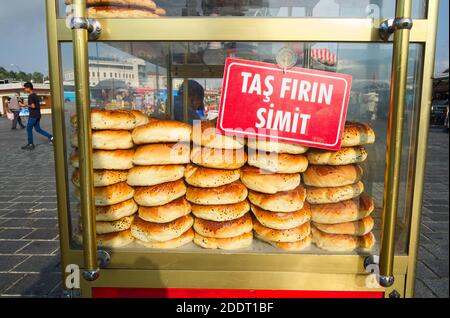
{"left": 0, "top": 83, "right": 51, "bottom": 115}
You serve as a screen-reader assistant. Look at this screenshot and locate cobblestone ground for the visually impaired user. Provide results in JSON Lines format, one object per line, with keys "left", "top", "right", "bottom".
{"left": 0, "top": 116, "right": 448, "bottom": 297}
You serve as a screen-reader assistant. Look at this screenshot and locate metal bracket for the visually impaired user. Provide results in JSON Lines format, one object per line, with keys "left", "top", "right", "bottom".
{"left": 97, "top": 249, "right": 111, "bottom": 268}
{"left": 80, "top": 250, "right": 110, "bottom": 282}
{"left": 389, "top": 290, "right": 401, "bottom": 298}
{"left": 70, "top": 17, "right": 102, "bottom": 41}
{"left": 364, "top": 255, "right": 395, "bottom": 287}
{"left": 82, "top": 268, "right": 100, "bottom": 281}
{"left": 379, "top": 18, "right": 413, "bottom": 41}
{"left": 364, "top": 254, "right": 379, "bottom": 272}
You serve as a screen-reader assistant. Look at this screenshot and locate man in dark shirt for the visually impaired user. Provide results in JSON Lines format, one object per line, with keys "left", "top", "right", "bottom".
{"left": 21, "top": 82, "right": 53, "bottom": 150}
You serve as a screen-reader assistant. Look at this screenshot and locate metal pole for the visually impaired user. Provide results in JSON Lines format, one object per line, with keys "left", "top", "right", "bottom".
{"left": 379, "top": 0, "right": 413, "bottom": 287}
{"left": 405, "top": 0, "right": 439, "bottom": 297}
{"left": 45, "top": 0, "right": 72, "bottom": 291}
{"left": 72, "top": 0, "right": 98, "bottom": 281}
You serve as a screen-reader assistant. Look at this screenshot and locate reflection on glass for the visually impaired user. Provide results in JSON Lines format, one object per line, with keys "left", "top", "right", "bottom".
{"left": 58, "top": 0, "right": 425, "bottom": 18}
{"left": 61, "top": 40, "right": 422, "bottom": 255}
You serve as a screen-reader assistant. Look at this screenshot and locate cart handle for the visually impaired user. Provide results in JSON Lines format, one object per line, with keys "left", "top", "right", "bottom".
{"left": 376, "top": 0, "right": 413, "bottom": 287}
{"left": 71, "top": 0, "right": 99, "bottom": 282}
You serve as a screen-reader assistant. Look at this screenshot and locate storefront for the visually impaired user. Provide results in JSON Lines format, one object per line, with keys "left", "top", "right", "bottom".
{"left": 46, "top": 0, "right": 439, "bottom": 298}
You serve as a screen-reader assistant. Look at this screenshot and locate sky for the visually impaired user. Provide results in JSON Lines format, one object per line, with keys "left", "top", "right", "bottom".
{"left": 0, "top": 0, "right": 448, "bottom": 76}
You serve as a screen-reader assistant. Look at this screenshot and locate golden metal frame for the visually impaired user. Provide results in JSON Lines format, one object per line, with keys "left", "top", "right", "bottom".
{"left": 72, "top": 0, "right": 98, "bottom": 277}
{"left": 45, "top": 0, "right": 440, "bottom": 298}
{"left": 379, "top": 0, "right": 413, "bottom": 283}
{"left": 54, "top": 18, "right": 429, "bottom": 43}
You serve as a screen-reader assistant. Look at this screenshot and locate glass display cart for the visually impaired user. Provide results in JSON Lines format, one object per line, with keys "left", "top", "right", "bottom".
{"left": 45, "top": 0, "right": 439, "bottom": 297}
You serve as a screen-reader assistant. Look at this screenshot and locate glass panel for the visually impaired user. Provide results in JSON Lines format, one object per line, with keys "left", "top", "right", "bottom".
{"left": 58, "top": 0, "right": 426, "bottom": 18}
{"left": 61, "top": 40, "right": 423, "bottom": 256}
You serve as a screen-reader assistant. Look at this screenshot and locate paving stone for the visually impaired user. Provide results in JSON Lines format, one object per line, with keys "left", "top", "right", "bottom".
{"left": 414, "top": 279, "right": 437, "bottom": 298}
{"left": 0, "top": 202, "right": 14, "bottom": 209}
{"left": 428, "top": 244, "right": 449, "bottom": 260}
{"left": 4, "top": 273, "right": 61, "bottom": 296}
{"left": 32, "top": 210, "right": 57, "bottom": 219}
{"left": 2, "top": 209, "right": 38, "bottom": 218}
{"left": 416, "top": 261, "right": 439, "bottom": 279}
{"left": 0, "top": 255, "right": 29, "bottom": 271}
{"left": 423, "top": 259, "right": 449, "bottom": 278}
{"left": 423, "top": 222, "right": 449, "bottom": 233}
{"left": 418, "top": 246, "right": 438, "bottom": 261}
{"left": 421, "top": 278, "right": 449, "bottom": 298}
{"left": 16, "top": 241, "right": 59, "bottom": 255}
{"left": 31, "top": 202, "right": 57, "bottom": 211}
{"left": 23, "top": 228, "right": 59, "bottom": 240}
{"left": 0, "top": 273, "right": 26, "bottom": 293}
{"left": 0, "top": 240, "right": 32, "bottom": 254}
{"left": 12, "top": 255, "right": 60, "bottom": 273}
{"left": 9, "top": 196, "right": 43, "bottom": 203}
{"left": 6, "top": 202, "right": 39, "bottom": 211}
{"left": 425, "top": 213, "right": 450, "bottom": 222}
{"left": 0, "top": 218, "right": 37, "bottom": 228}
{"left": 0, "top": 229, "right": 34, "bottom": 240}
{"left": 423, "top": 232, "right": 449, "bottom": 245}
{"left": 47, "top": 283, "right": 64, "bottom": 298}
{"left": 29, "top": 218, "right": 58, "bottom": 229}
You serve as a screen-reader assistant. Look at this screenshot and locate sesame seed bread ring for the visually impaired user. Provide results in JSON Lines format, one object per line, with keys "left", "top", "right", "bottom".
{"left": 341, "top": 122, "right": 375, "bottom": 147}
{"left": 247, "top": 151, "right": 308, "bottom": 174}
{"left": 74, "top": 182, "right": 135, "bottom": 206}
{"left": 186, "top": 181, "right": 248, "bottom": 205}
{"left": 184, "top": 164, "right": 241, "bottom": 188}
{"left": 86, "top": 7, "right": 162, "bottom": 18}
{"left": 132, "top": 120, "right": 192, "bottom": 144}
{"left": 307, "top": 146, "right": 368, "bottom": 166}
{"left": 302, "top": 164, "right": 363, "bottom": 188}
{"left": 138, "top": 197, "right": 191, "bottom": 223}
{"left": 253, "top": 218, "right": 311, "bottom": 243}
{"left": 96, "top": 215, "right": 134, "bottom": 234}
{"left": 310, "top": 193, "right": 374, "bottom": 224}
{"left": 133, "top": 143, "right": 190, "bottom": 166}
{"left": 70, "top": 149, "right": 135, "bottom": 170}
{"left": 129, "top": 110, "right": 149, "bottom": 126}
{"left": 255, "top": 233, "right": 312, "bottom": 251}
{"left": 240, "top": 165, "right": 300, "bottom": 194}
{"left": 306, "top": 181, "right": 364, "bottom": 204}
{"left": 131, "top": 215, "right": 194, "bottom": 242}
{"left": 251, "top": 202, "right": 311, "bottom": 230}
{"left": 311, "top": 226, "right": 375, "bottom": 251}
{"left": 70, "top": 109, "right": 137, "bottom": 130}
{"left": 72, "top": 169, "right": 128, "bottom": 187}
{"left": 313, "top": 215, "right": 374, "bottom": 236}
{"left": 134, "top": 180, "right": 187, "bottom": 207}
{"left": 96, "top": 229, "right": 135, "bottom": 248}
{"left": 136, "top": 228, "right": 194, "bottom": 249}
{"left": 194, "top": 120, "right": 245, "bottom": 149}
{"left": 247, "top": 139, "right": 308, "bottom": 154}
{"left": 193, "top": 231, "right": 253, "bottom": 250}
{"left": 70, "top": 130, "right": 133, "bottom": 150}
{"left": 94, "top": 198, "right": 138, "bottom": 222}
{"left": 193, "top": 213, "right": 253, "bottom": 239}
{"left": 191, "top": 200, "right": 250, "bottom": 222}
{"left": 248, "top": 186, "right": 306, "bottom": 212}
{"left": 65, "top": 0, "right": 157, "bottom": 11}
{"left": 126, "top": 165, "right": 185, "bottom": 187}
{"left": 191, "top": 146, "right": 247, "bottom": 170}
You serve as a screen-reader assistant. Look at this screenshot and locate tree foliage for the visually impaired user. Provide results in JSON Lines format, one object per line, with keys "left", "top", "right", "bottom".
{"left": 0, "top": 67, "right": 45, "bottom": 83}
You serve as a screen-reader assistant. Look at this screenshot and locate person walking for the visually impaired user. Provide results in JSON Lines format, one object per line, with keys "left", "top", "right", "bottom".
{"left": 21, "top": 82, "right": 53, "bottom": 150}
{"left": 6, "top": 94, "right": 26, "bottom": 130}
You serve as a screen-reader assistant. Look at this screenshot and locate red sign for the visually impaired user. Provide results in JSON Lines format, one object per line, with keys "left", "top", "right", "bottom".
{"left": 217, "top": 58, "right": 352, "bottom": 150}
